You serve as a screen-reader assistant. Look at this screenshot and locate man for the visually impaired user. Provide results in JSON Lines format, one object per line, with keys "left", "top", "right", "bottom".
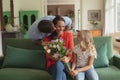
{"left": 29, "top": 20, "right": 54, "bottom": 45}
{"left": 28, "top": 15, "right": 72, "bottom": 44}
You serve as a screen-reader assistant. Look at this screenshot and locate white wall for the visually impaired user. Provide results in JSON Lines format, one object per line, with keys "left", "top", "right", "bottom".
{"left": 2, "top": 0, "right": 47, "bottom": 26}
{"left": 82, "top": 0, "right": 103, "bottom": 30}
{"left": 48, "top": 0, "right": 79, "bottom": 3}
{"left": 47, "top": 0, "right": 80, "bottom": 30}
{"left": 48, "top": 0, "right": 104, "bottom": 30}
{"left": 2, "top": 0, "right": 103, "bottom": 30}
{"left": 0, "top": 32, "right": 3, "bottom": 56}
{"left": 2, "top": 0, "right": 10, "bottom": 11}
{"left": 13, "top": 0, "right": 47, "bottom": 26}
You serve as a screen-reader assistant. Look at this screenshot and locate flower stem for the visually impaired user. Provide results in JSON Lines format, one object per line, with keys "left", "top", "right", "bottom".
{"left": 64, "top": 63, "right": 71, "bottom": 72}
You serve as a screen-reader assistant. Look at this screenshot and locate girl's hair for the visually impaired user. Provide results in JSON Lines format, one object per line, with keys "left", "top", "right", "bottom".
{"left": 38, "top": 20, "right": 54, "bottom": 33}
{"left": 51, "top": 15, "right": 65, "bottom": 40}
{"left": 77, "top": 30, "right": 96, "bottom": 54}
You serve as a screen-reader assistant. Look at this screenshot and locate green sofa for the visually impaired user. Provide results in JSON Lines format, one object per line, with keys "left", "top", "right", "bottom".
{"left": 0, "top": 36, "right": 120, "bottom": 80}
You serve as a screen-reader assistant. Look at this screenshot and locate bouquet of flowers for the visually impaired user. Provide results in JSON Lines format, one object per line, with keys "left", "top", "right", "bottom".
{"left": 43, "top": 38, "right": 71, "bottom": 71}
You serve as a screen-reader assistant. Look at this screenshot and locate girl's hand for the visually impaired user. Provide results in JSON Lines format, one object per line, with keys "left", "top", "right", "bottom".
{"left": 70, "top": 69, "right": 79, "bottom": 76}
{"left": 69, "top": 70, "right": 75, "bottom": 78}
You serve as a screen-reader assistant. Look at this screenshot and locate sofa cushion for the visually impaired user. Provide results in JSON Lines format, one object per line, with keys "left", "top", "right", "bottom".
{"left": 94, "top": 43, "right": 109, "bottom": 68}
{"left": 96, "top": 66, "right": 120, "bottom": 80}
{"left": 0, "top": 68, "right": 52, "bottom": 80}
{"left": 2, "top": 46, "right": 46, "bottom": 70}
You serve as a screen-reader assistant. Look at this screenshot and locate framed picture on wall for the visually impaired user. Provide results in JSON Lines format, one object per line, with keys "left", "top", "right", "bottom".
{"left": 88, "top": 10, "right": 101, "bottom": 21}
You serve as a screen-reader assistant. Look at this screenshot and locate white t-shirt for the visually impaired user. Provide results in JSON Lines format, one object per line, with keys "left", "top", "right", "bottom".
{"left": 73, "top": 44, "right": 97, "bottom": 67}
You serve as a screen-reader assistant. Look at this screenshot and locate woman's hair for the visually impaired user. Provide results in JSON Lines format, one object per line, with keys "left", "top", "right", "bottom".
{"left": 38, "top": 20, "right": 54, "bottom": 33}
{"left": 77, "top": 30, "right": 95, "bottom": 53}
{"left": 51, "top": 15, "right": 65, "bottom": 40}
{"left": 53, "top": 15, "right": 65, "bottom": 26}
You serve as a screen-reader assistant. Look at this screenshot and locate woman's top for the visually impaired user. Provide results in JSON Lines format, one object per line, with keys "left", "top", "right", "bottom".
{"left": 44, "top": 31, "right": 74, "bottom": 70}
{"left": 73, "top": 44, "right": 97, "bottom": 67}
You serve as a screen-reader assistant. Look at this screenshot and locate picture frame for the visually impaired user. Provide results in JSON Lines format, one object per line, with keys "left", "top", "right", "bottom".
{"left": 88, "top": 10, "right": 101, "bottom": 21}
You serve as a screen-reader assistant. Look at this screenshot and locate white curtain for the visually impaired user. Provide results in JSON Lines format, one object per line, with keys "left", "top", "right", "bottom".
{"left": 104, "top": 0, "right": 116, "bottom": 35}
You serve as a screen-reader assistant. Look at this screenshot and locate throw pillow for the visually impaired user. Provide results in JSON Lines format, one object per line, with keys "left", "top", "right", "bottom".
{"left": 2, "top": 46, "right": 46, "bottom": 70}
{"left": 94, "top": 43, "right": 109, "bottom": 68}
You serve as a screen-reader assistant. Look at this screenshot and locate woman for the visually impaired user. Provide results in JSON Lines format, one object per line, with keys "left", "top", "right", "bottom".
{"left": 44, "top": 15, "right": 74, "bottom": 80}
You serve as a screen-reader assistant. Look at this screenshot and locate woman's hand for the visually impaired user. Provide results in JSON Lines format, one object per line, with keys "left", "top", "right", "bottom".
{"left": 51, "top": 53, "right": 59, "bottom": 60}
{"left": 60, "top": 56, "right": 70, "bottom": 63}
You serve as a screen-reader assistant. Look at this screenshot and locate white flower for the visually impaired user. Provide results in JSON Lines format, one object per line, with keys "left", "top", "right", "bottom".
{"left": 47, "top": 49, "right": 51, "bottom": 53}
{"left": 94, "top": 21, "right": 99, "bottom": 25}
{"left": 90, "top": 20, "right": 100, "bottom": 25}
{"left": 44, "top": 46, "right": 48, "bottom": 50}
{"left": 57, "top": 44, "right": 60, "bottom": 50}
{"left": 53, "top": 44, "right": 57, "bottom": 48}
{"left": 49, "top": 44, "right": 52, "bottom": 48}
{"left": 56, "top": 39, "right": 59, "bottom": 42}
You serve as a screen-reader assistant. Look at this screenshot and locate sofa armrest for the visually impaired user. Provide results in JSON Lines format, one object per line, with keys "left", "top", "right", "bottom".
{"left": 0, "top": 56, "right": 4, "bottom": 68}
{"left": 113, "top": 54, "right": 120, "bottom": 69}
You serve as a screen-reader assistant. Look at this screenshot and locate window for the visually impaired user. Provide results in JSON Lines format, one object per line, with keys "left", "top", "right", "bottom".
{"left": 105, "top": 0, "right": 120, "bottom": 35}
{"left": 116, "top": 0, "right": 120, "bottom": 31}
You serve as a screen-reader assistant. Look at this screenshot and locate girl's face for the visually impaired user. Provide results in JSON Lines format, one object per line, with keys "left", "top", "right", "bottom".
{"left": 77, "top": 31, "right": 92, "bottom": 44}
{"left": 55, "top": 21, "right": 65, "bottom": 35}
{"left": 77, "top": 34, "right": 82, "bottom": 43}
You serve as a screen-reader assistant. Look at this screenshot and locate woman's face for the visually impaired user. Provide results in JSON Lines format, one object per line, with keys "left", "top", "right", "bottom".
{"left": 55, "top": 21, "right": 65, "bottom": 35}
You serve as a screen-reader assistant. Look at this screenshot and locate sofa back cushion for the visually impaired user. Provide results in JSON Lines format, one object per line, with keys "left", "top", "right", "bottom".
{"left": 2, "top": 38, "right": 44, "bottom": 55}
{"left": 93, "top": 36, "right": 113, "bottom": 60}
{"left": 94, "top": 43, "right": 109, "bottom": 68}
{"left": 2, "top": 46, "right": 46, "bottom": 70}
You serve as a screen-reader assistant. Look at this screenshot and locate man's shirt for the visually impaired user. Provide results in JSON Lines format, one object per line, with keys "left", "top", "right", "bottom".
{"left": 28, "top": 16, "right": 72, "bottom": 41}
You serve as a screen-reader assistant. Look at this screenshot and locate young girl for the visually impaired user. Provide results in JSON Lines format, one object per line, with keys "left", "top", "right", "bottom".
{"left": 70, "top": 30, "right": 99, "bottom": 80}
